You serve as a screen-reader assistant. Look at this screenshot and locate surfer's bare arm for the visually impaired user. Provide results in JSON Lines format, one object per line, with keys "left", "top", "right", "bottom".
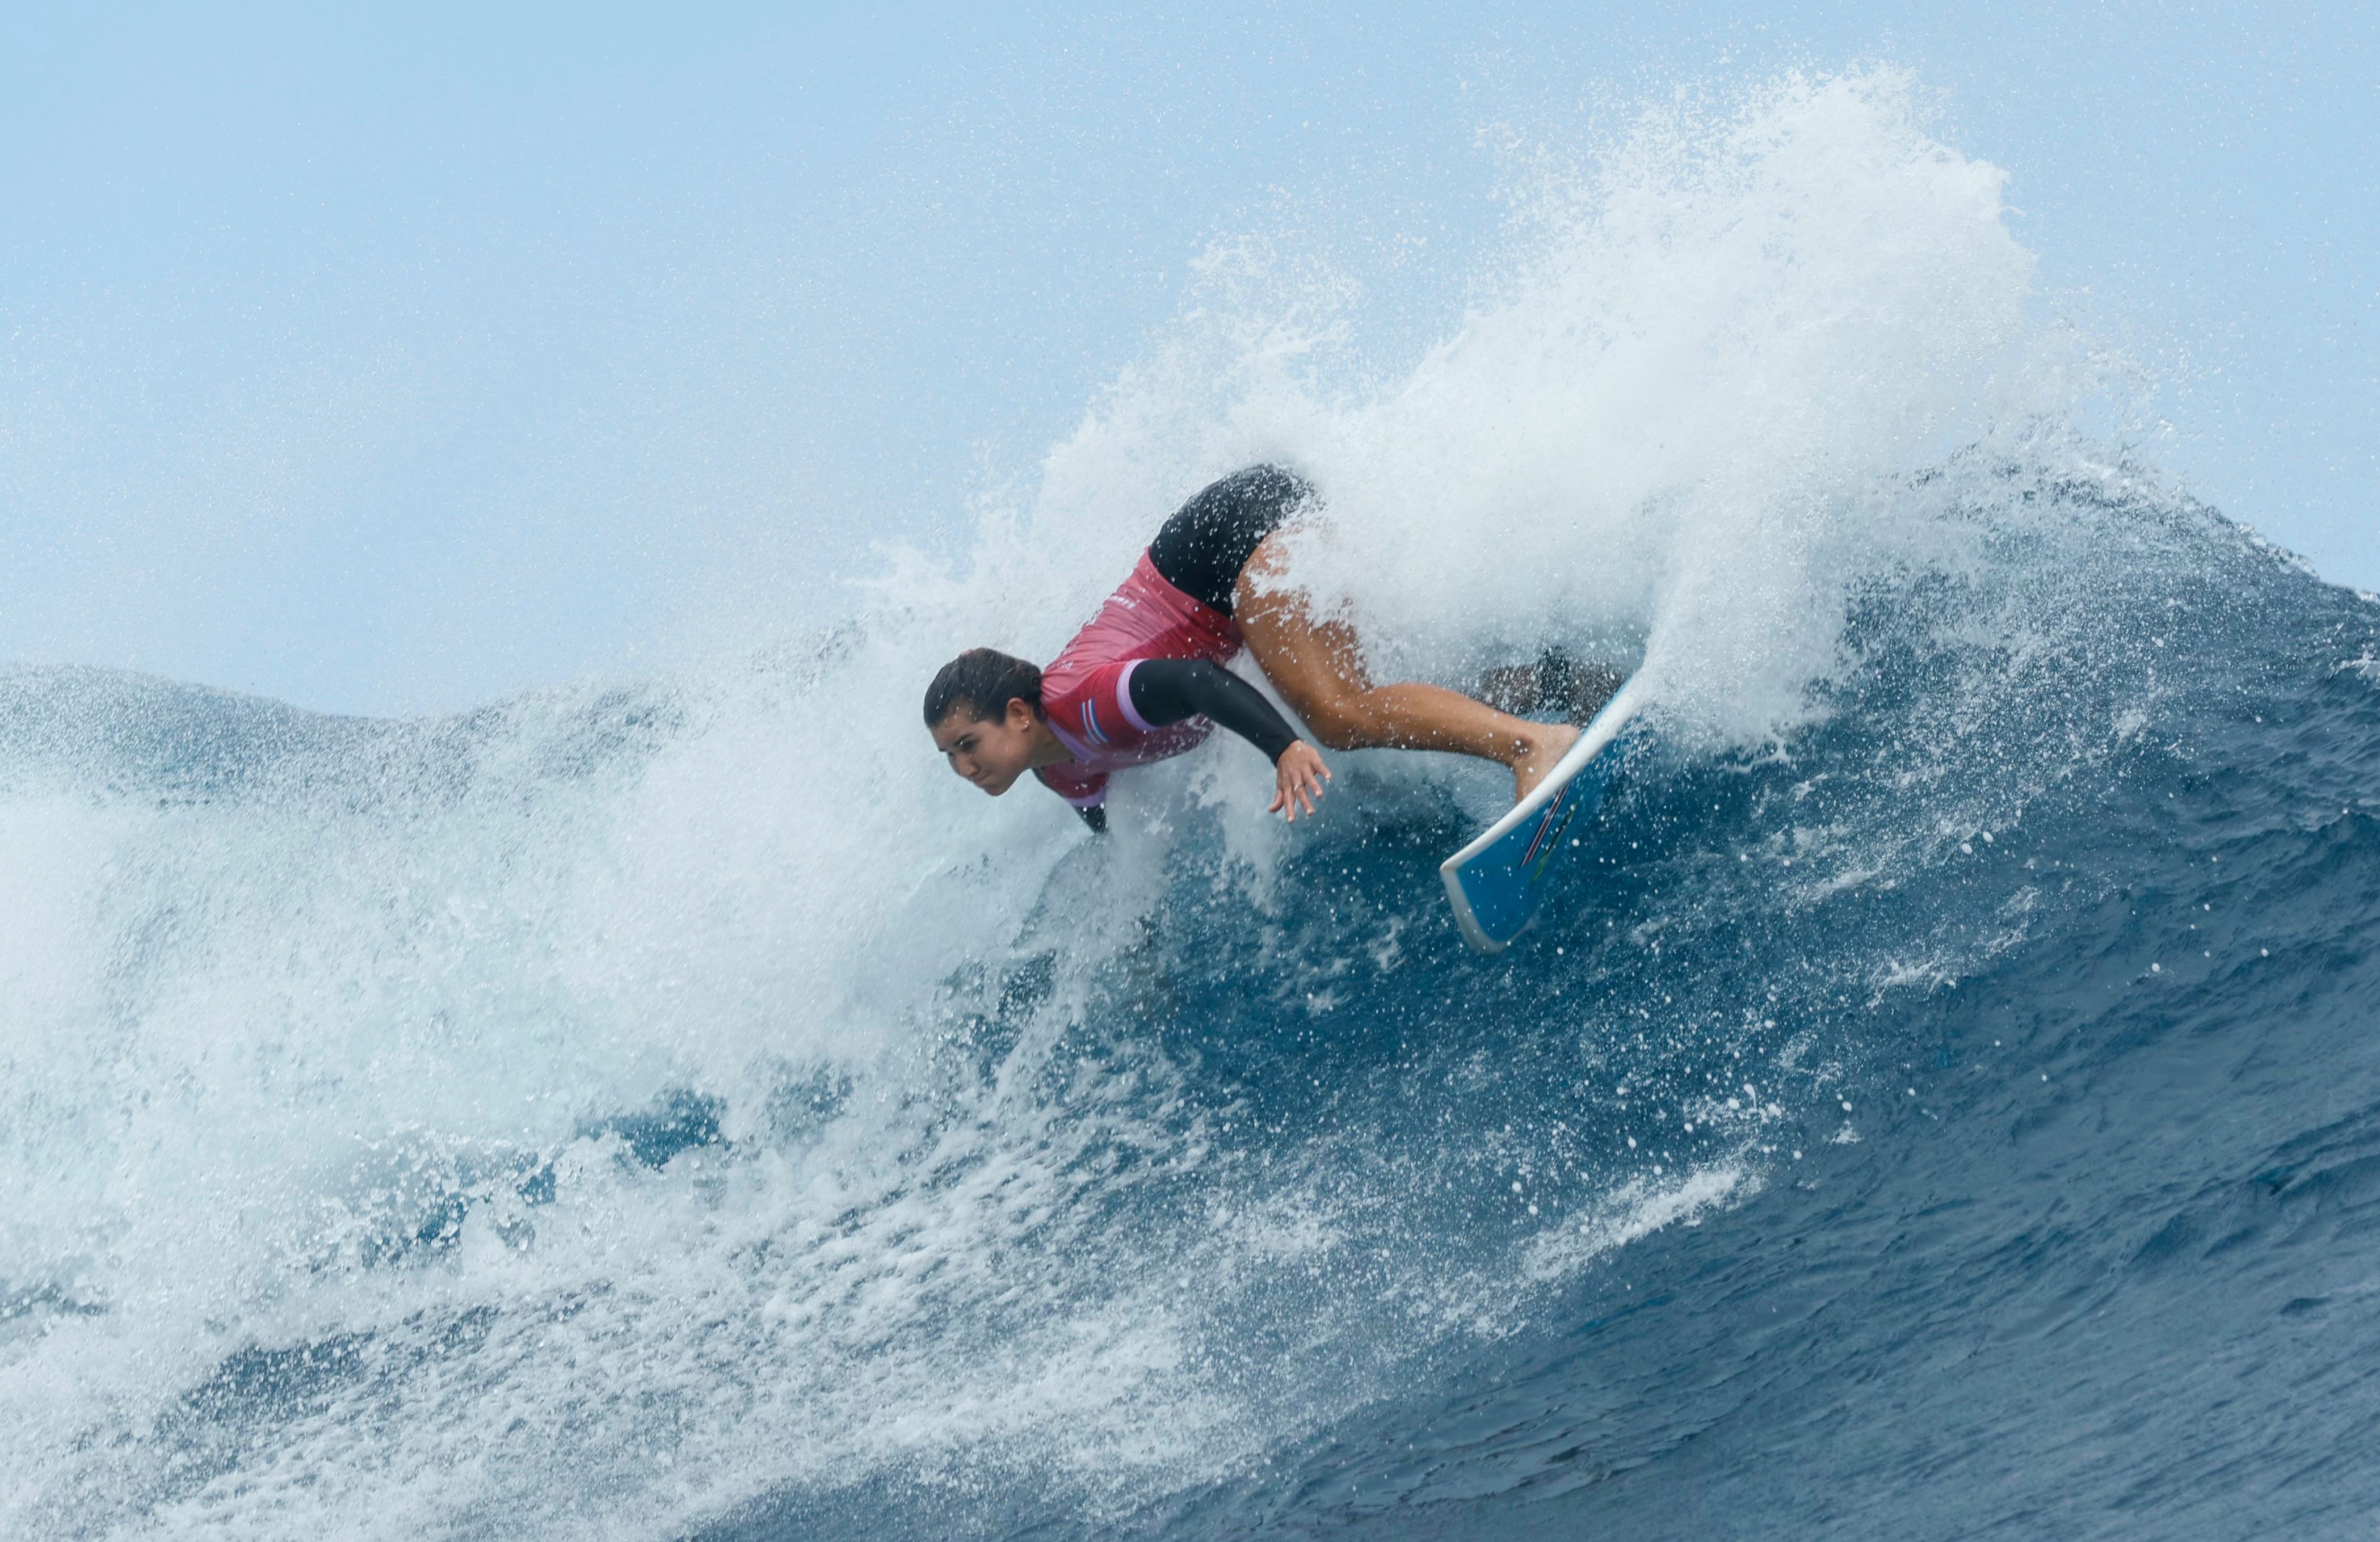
{"left": 1127, "top": 659, "right": 1332, "bottom": 822}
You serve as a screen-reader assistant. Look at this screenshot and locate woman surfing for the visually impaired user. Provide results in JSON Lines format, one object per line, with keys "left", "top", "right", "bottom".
{"left": 924, "top": 466, "right": 1602, "bottom": 831}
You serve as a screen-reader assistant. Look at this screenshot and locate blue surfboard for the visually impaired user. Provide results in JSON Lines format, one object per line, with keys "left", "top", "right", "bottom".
{"left": 1439, "top": 684, "right": 1643, "bottom": 953}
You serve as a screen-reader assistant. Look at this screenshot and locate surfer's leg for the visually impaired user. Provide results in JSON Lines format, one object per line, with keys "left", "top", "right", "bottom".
{"left": 1234, "top": 538, "right": 1578, "bottom": 802}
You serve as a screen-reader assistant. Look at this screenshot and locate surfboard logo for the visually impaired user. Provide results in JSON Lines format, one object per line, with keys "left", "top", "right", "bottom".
{"left": 1520, "top": 785, "right": 1580, "bottom": 887}
{"left": 1439, "top": 688, "right": 1642, "bottom": 954}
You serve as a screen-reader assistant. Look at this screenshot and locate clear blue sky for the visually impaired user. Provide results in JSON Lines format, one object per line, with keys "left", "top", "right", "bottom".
{"left": 3, "top": 1, "right": 2372, "bottom": 713}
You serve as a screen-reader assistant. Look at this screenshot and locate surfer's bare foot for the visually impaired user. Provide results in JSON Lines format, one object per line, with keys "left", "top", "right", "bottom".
{"left": 1511, "top": 723, "right": 1580, "bottom": 803}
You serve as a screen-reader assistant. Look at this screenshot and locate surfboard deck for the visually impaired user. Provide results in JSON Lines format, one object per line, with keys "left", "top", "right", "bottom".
{"left": 1440, "top": 682, "right": 1642, "bottom": 953}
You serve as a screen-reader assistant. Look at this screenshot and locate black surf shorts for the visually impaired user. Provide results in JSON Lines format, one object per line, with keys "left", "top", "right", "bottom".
{"left": 1145, "top": 465, "right": 1313, "bottom": 617}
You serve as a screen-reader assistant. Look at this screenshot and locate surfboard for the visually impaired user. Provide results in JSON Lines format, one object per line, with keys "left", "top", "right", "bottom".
{"left": 1440, "top": 682, "right": 1643, "bottom": 953}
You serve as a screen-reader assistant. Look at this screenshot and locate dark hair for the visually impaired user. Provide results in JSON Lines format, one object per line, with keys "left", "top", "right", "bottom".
{"left": 923, "top": 648, "right": 1044, "bottom": 727}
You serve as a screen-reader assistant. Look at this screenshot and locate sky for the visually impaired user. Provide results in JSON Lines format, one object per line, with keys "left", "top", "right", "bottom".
{"left": 2, "top": 1, "right": 2373, "bottom": 715}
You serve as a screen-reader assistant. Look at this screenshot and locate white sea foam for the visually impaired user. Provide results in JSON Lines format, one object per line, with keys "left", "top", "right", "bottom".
{"left": 1028, "top": 70, "right": 2039, "bottom": 757}
{"left": 1, "top": 69, "right": 2063, "bottom": 1540}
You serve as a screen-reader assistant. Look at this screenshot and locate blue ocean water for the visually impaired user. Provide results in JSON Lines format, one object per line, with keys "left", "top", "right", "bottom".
{"left": 6, "top": 74, "right": 2378, "bottom": 1542}
{"left": 9, "top": 456, "right": 2376, "bottom": 1540}
{"left": 707, "top": 464, "right": 2380, "bottom": 1541}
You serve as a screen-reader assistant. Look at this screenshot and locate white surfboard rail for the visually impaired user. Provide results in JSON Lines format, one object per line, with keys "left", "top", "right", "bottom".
{"left": 1439, "top": 680, "right": 1644, "bottom": 953}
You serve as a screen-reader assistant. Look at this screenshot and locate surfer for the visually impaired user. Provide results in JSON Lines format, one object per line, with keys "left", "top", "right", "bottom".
{"left": 924, "top": 465, "right": 1604, "bottom": 832}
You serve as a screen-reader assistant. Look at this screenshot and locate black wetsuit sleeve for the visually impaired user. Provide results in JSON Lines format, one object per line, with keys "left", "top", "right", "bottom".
{"left": 1077, "top": 805, "right": 1108, "bottom": 833}
{"left": 1128, "top": 659, "right": 1302, "bottom": 765}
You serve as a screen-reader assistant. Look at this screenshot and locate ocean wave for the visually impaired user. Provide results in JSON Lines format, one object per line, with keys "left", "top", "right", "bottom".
{"left": 6, "top": 68, "right": 2379, "bottom": 1542}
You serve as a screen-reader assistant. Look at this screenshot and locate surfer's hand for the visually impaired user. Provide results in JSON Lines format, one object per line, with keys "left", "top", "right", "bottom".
{"left": 1269, "top": 740, "right": 1331, "bottom": 823}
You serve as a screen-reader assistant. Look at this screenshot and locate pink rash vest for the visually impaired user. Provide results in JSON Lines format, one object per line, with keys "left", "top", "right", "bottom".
{"left": 1033, "top": 553, "right": 1248, "bottom": 811}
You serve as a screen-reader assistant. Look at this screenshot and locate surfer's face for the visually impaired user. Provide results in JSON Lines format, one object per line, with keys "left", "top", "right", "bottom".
{"left": 931, "top": 698, "right": 1042, "bottom": 795}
